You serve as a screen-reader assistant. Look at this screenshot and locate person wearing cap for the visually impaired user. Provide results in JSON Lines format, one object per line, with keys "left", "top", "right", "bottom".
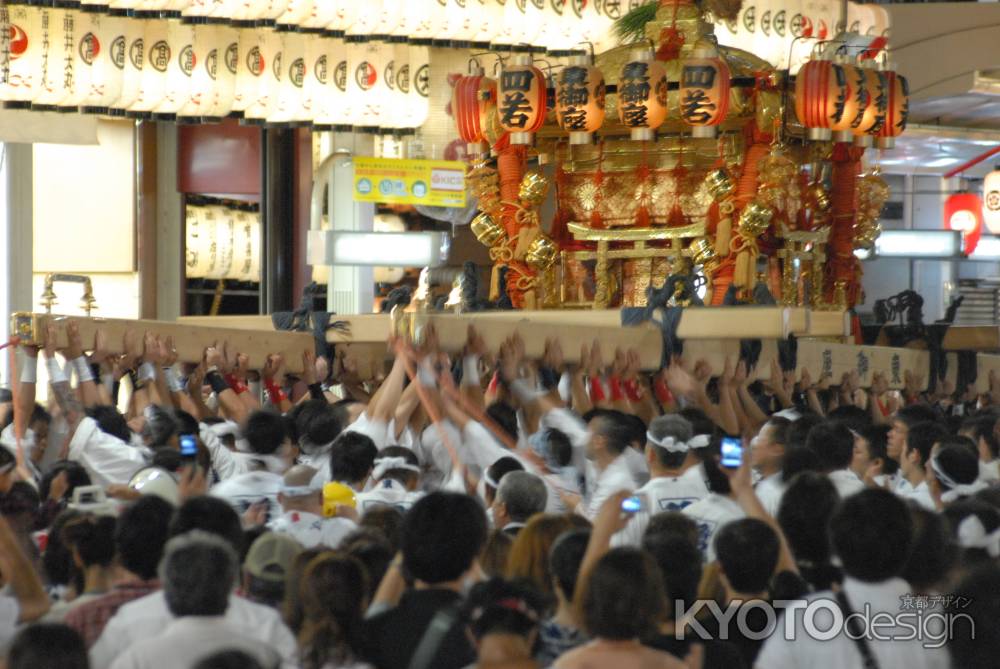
{"left": 242, "top": 531, "right": 303, "bottom": 609}
{"left": 355, "top": 446, "right": 424, "bottom": 513}
{"left": 269, "top": 465, "right": 356, "bottom": 549}
{"left": 613, "top": 415, "right": 709, "bottom": 547}
{"left": 109, "top": 531, "right": 281, "bottom": 669}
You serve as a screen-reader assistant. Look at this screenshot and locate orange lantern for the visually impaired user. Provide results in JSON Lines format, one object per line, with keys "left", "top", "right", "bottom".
{"left": 618, "top": 47, "right": 668, "bottom": 141}
{"left": 944, "top": 193, "right": 983, "bottom": 255}
{"left": 876, "top": 69, "right": 908, "bottom": 150}
{"left": 452, "top": 60, "right": 496, "bottom": 155}
{"left": 829, "top": 60, "right": 864, "bottom": 143}
{"left": 794, "top": 57, "right": 848, "bottom": 141}
{"left": 678, "top": 45, "right": 730, "bottom": 139}
{"left": 497, "top": 54, "right": 547, "bottom": 145}
{"left": 850, "top": 64, "right": 885, "bottom": 148}
{"left": 555, "top": 53, "right": 605, "bottom": 145}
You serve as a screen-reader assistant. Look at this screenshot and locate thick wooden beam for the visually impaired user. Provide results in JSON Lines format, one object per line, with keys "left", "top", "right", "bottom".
{"left": 806, "top": 310, "right": 851, "bottom": 338}
{"left": 12, "top": 313, "right": 314, "bottom": 373}
{"left": 942, "top": 326, "right": 1000, "bottom": 352}
{"left": 795, "top": 339, "right": 930, "bottom": 390}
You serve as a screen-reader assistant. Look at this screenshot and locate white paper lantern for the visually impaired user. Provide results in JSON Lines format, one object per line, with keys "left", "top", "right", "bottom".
{"left": 178, "top": 24, "right": 221, "bottom": 120}
{"left": 0, "top": 5, "right": 42, "bottom": 105}
{"left": 328, "top": 36, "right": 351, "bottom": 127}
{"left": 984, "top": 169, "right": 1000, "bottom": 235}
{"left": 150, "top": 19, "right": 194, "bottom": 116}
{"left": 347, "top": 0, "right": 379, "bottom": 38}
{"left": 379, "top": 40, "right": 409, "bottom": 130}
{"left": 276, "top": 0, "right": 316, "bottom": 30}
{"left": 78, "top": 14, "right": 126, "bottom": 113}
{"left": 406, "top": 43, "right": 429, "bottom": 129}
{"left": 207, "top": 206, "right": 236, "bottom": 280}
{"left": 520, "top": 0, "right": 544, "bottom": 49}
{"left": 305, "top": 35, "right": 329, "bottom": 125}
{"left": 185, "top": 206, "right": 215, "bottom": 279}
{"left": 346, "top": 38, "right": 375, "bottom": 128}
{"left": 232, "top": 28, "right": 259, "bottom": 114}
{"left": 240, "top": 28, "right": 273, "bottom": 121}
{"left": 112, "top": 19, "right": 144, "bottom": 113}
{"left": 404, "top": 0, "right": 434, "bottom": 42}
{"left": 129, "top": 19, "right": 170, "bottom": 114}
{"left": 269, "top": 30, "right": 308, "bottom": 123}
{"left": 228, "top": 209, "right": 261, "bottom": 281}
{"left": 328, "top": 0, "right": 358, "bottom": 34}
{"left": 303, "top": 0, "right": 336, "bottom": 30}
{"left": 29, "top": 8, "right": 73, "bottom": 110}
{"left": 181, "top": 0, "right": 213, "bottom": 22}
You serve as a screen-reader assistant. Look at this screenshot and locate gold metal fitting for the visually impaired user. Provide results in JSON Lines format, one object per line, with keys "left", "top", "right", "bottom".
{"left": 704, "top": 169, "right": 735, "bottom": 201}
{"left": 689, "top": 237, "right": 719, "bottom": 271}
{"left": 525, "top": 235, "right": 558, "bottom": 271}
{"left": 738, "top": 203, "right": 774, "bottom": 238}
{"left": 470, "top": 212, "right": 506, "bottom": 247}
{"left": 518, "top": 171, "right": 550, "bottom": 208}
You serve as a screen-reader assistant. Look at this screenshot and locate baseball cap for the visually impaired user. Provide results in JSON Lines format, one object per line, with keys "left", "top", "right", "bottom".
{"left": 244, "top": 532, "right": 303, "bottom": 583}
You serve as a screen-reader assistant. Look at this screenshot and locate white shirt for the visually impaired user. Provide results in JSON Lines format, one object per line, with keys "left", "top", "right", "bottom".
{"left": 0, "top": 595, "right": 18, "bottom": 651}
{"left": 755, "top": 577, "right": 951, "bottom": 669}
{"left": 68, "top": 417, "right": 149, "bottom": 488}
{"left": 622, "top": 446, "right": 650, "bottom": 487}
{"left": 210, "top": 470, "right": 283, "bottom": 520}
{"left": 345, "top": 413, "right": 389, "bottom": 451}
{"left": 612, "top": 471, "right": 709, "bottom": 547}
{"left": 356, "top": 478, "right": 424, "bottom": 513}
{"left": 0, "top": 424, "right": 36, "bottom": 462}
{"left": 108, "top": 616, "right": 281, "bottom": 669}
{"left": 754, "top": 472, "right": 785, "bottom": 517}
{"left": 682, "top": 493, "right": 746, "bottom": 562}
{"left": 581, "top": 453, "right": 639, "bottom": 521}
{"left": 91, "top": 590, "right": 296, "bottom": 669}
{"left": 268, "top": 510, "right": 356, "bottom": 549}
{"left": 827, "top": 469, "right": 865, "bottom": 499}
{"left": 416, "top": 421, "right": 462, "bottom": 491}
{"left": 979, "top": 459, "right": 1000, "bottom": 483}
{"left": 200, "top": 421, "right": 253, "bottom": 482}
{"left": 901, "top": 480, "right": 936, "bottom": 511}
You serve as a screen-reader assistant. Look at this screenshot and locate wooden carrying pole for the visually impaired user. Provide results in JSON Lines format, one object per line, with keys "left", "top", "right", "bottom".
{"left": 11, "top": 313, "right": 316, "bottom": 374}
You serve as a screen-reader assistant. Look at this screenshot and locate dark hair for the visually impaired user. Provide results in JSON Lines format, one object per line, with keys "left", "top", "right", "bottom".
{"left": 619, "top": 413, "right": 648, "bottom": 449}
{"left": 778, "top": 472, "right": 840, "bottom": 566}
{"left": 0, "top": 480, "right": 40, "bottom": 523}
{"left": 830, "top": 489, "right": 913, "bottom": 582}
{"left": 7, "top": 624, "right": 89, "bottom": 669}
{"left": 329, "top": 432, "right": 377, "bottom": 485}
{"left": 194, "top": 651, "right": 264, "bottom": 669}
{"left": 297, "top": 553, "right": 369, "bottom": 669}
{"left": 143, "top": 406, "right": 180, "bottom": 448}
{"left": 373, "top": 446, "right": 420, "bottom": 488}
{"left": 162, "top": 533, "right": 238, "bottom": 617}
{"left": 43, "top": 509, "right": 84, "bottom": 588}
{"left": 291, "top": 400, "right": 342, "bottom": 453}
{"left": 805, "top": 421, "right": 854, "bottom": 472}
{"left": 894, "top": 404, "right": 942, "bottom": 430}
{"left": 960, "top": 415, "right": 999, "bottom": 459}
{"left": 678, "top": 407, "right": 717, "bottom": 441}
{"left": 541, "top": 429, "right": 573, "bottom": 468}
{"left": 38, "top": 461, "right": 91, "bottom": 503}
{"left": 901, "top": 506, "right": 957, "bottom": 592}
{"left": 401, "top": 492, "right": 487, "bottom": 584}
{"left": 788, "top": 414, "right": 824, "bottom": 451}
{"left": 62, "top": 515, "right": 116, "bottom": 569}
{"left": 647, "top": 414, "right": 694, "bottom": 470}
{"left": 703, "top": 446, "right": 732, "bottom": 495}
{"left": 2, "top": 402, "right": 52, "bottom": 432}
{"left": 903, "top": 421, "right": 949, "bottom": 469}
{"left": 549, "top": 529, "right": 591, "bottom": 602}
{"left": 486, "top": 401, "right": 519, "bottom": 443}
{"left": 342, "top": 530, "right": 395, "bottom": 601}
{"left": 946, "top": 564, "right": 1000, "bottom": 669}
{"left": 583, "top": 548, "right": 666, "bottom": 640}
{"left": 485, "top": 457, "right": 524, "bottom": 503}
{"left": 85, "top": 405, "right": 132, "bottom": 444}
{"left": 645, "top": 512, "right": 700, "bottom": 548}
{"left": 464, "top": 577, "right": 544, "bottom": 640}
{"left": 765, "top": 416, "right": 792, "bottom": 447}
{"left": 359, "top": 505, "right": 405, "bottom": 550}
{"left": 827, "top": 405, "right": 871, "bottom": 434}
{"left": 588, "top": 412, "right": 632, "bottom": 457}
{"left": 244, "top": 410, "right": 290, "bottom": 456}
{"left": 932, "top": 442, "right": 980, "bottom": 497}
{"left": 117, "top": 495, "right": 174, "bottom": 581}
{"left": 170, "top": 496, "right": 245, "bottom": 555}
{"left": 715, "top": 519, "right": 780, "bottom": 594}
{"left": 643, "top": 527, "right": 702, "bottom": 615}
{"left": 857, "top": 424, "right": 897, "bottom": 476}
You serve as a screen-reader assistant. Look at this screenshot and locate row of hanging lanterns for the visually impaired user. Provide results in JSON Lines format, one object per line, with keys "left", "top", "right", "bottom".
{"left": 0, "top": 0, "right": 616, "bottom": 55}
{"left": 0, "top": 6, "right": 431, "bottom": 129}
{"left": 794, "top": 55, "right": 909, "bottom": 149}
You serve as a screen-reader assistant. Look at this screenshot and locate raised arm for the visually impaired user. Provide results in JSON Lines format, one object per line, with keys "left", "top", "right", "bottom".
{"left": 0, "top": 515, "right": 49, "bottom": 622}
{"left": 43, "top": 324, "right": 83, "bottom": 439}
{"left": 64, "top": 322, "right": 101, "bottom": 409}
{"left": 204, "top": 344, "right": 249, "bottom": 424}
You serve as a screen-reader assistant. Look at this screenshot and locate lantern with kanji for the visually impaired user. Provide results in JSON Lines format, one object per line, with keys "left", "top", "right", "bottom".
{"left": 983, "top": 168, "right": 1000, "bottom": 234}
{"left": 498, "top": 54, "right": 547, "bottom": 145}
{"left": 678, "top": 45, "right": 730, "bottom": 139}
{"left": 555, "top": 54, "right": 605, "bottom": 145}
{"left": 850, "top": 64, "right": 885, "bottom": 148}
{"left": 794, "top": 57, "right": 848, "bottom": 141}
{"left": 618, "top": 47, "right": 668, "bottom": 141}
{"left": 876, "top": 68, "right": 908, "bottom": 150}
{"left": 945, "top": 192, "right": 983, "bottom": 255}
{"left": 452, "top": 60, "right": 497, "bottom": 155}
{"left": 829, "top": 60, "right": 864, "bottom": 143}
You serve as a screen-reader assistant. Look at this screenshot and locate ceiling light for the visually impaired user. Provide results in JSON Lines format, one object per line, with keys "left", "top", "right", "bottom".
{"left": 308, "top": 230, "right": 449, "bottom": 267}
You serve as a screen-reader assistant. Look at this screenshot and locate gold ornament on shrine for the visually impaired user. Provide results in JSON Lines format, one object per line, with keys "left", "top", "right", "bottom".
{"left": 705, "top": 168, "right": 737, "bottom": 257}
{"left": 617, "top": 46, "right": 669, "bottom": 141}
{"left": 519, "top": 171, "right": 550, "bottom": 208}
{"left": 525, "top": 235, "right": 558, "bottom": 271}
{"left": 471, "top": 212, "right": 506, "bottom": 247}
{"left": 555, "top": 53, "right": 606, "bottom": 146}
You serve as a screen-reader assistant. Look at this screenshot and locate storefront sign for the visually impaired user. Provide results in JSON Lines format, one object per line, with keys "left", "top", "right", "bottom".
{"left": 353, "top": 157, "right": 466, "bottom": 208}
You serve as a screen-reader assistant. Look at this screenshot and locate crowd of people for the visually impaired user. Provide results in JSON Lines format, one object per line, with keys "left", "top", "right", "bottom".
{"left": 0, "top": 320, "right": 998, "bottom": 669}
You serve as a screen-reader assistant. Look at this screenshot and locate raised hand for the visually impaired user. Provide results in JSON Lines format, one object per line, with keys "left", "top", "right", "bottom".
{"left": 65, "top": 321, "right": 84, "bottom": 360}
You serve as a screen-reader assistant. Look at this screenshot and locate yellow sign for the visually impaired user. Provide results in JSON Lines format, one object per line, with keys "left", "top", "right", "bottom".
{"left": 353, "top": 157, "right": 466, "bottom": 208}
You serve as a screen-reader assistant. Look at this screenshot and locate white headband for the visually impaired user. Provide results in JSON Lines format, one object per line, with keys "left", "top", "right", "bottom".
{"left": 957, "top": 515, "right": 1000, "bottom": 558}
{"left": 930, "top": 455, "right": 988, "bottom": 504}
{"left": 647, "top": 432, "right": 711, "bottom": 453}
{"left": 279, "top": 485, "right": 318, "bottom": 498}
{"left": 372, "top": 456, "right": 420, "bottom": 481}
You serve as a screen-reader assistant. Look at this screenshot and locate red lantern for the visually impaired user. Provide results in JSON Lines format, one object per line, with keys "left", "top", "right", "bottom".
{"left": 678, "top": 46, "right": 730, "bottom": 139}
{"left": 876, "top": 69, "right": 908, "bottom": 150}
{"left": 829, "top": 61, "right": 864, "bottom": 143}
{"left": 498, "top": 54, "right": 547, "bottom": 145}
{"left": 795, "top": 58, "right": 849, "bottom": 141}
{"left": 452, "top": 62, "right": 496, "bottom": 156}
{"left": 851, "top": 65, "right": 885, "bottom": 148}
{"left": 945, "top": 192, "right": 983, "bottom": 255}
{"left": 555, "top": 54, "right": 605, "bottom": 145}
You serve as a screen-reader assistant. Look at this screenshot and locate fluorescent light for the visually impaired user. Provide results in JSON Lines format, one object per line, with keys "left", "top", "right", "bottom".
{"left": 969, "top": 235, "right": 1000, "bottom": 260}
{"left": 855, "top": 248, "right": 873, "bottom": 260}
{"left": 308, "top": 230, "right": 449, "bottom": 267}
{"left": 924, "top": 157, "right": 961, "bottom": 168}
{"left": 872, "top": 230, "right": 962, "bottom": 258}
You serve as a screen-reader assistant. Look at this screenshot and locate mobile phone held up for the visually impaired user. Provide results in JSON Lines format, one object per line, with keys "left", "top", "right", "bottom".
{"left": 621, "top": 494, "right": 648, "bottom": 514}
{"left": 720, "top": 436, "right": 743, "bottom": 469}
{"left": 180, "top": 434, "right": 198, "bottom": 463}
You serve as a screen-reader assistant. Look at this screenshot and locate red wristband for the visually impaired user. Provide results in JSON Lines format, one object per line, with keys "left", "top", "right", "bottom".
{"left": 225, "top": 374, "right": 249, "bottom": 395}
{"left": 264, "top": 380, "right": 286, "bottom": 404}
{"left": 653, "top": 378, "right": 673, "bottom": 405}
{"left": 609, "top": 376, "right": 624, "bottom": 402}
{"left": 589, "top": 377, "right": 606, "bottom": 402}
{"left": 488, "top": 371, "right": 500, "bottom": 394}
{"left": 624, "top": 379, "right": 642, "bottom": 402}
{"left": 876, "top": 397, "right": 889, "bottom": 417}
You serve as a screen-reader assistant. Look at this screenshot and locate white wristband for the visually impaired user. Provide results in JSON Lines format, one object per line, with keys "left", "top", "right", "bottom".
{"left": 417, "top": 358, "right": 437, "bottom": 387}
{"left": 73, "top": 356, "right": 94, "bottom": 383}
{"left": 510, "top": 378, "right": 543, "bottom": 403}
{"left": 462, "top": 355, "right": 481, "bottom": 387}
{"left": 138, "top": 362, "right": 157, "bottom": 383}
{"left": 20, "top": 355, "right": 37, "bottom": 385}
{"left": 164, "top": 367, "right": 185, "bottom": 393}
{"left": 46, "top": 357, "right": 68, "bottom": 384}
